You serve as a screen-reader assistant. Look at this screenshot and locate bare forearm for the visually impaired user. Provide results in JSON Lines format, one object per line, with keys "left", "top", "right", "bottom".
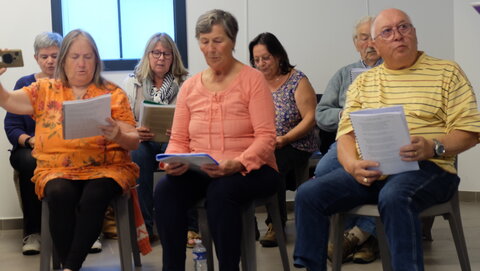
{"left": 337, "top": 132, "right": 359, "bottom": 174}
{"left": 282, "top": 113, "right": 315, "bottom": 143}
{"left": 114, "top": 129, "right": 140, "bottom": 150}
{"left": 440, "top": 130, "right": 478, "bottom": 156}
{"left": 0, "top": 82, "right": 33, "bottom": 114}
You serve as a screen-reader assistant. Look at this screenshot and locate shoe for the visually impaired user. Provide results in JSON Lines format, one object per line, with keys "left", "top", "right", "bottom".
{"left": 89, "top": 237, "right": 102, "bottom": 253}
{"left": 186, "top": 230, "right": 201, "bottom": 248}
{"left": 353, "top": 236, "right": 379, "bottom": 264}
{"left": 22, "top": 233, "right": 41, "bottom": 255}
{"left": 259, "top": 223, "right": 278, "bottom": 247}
{"left": 102, "top": 206, "right": 118, "bottom": 239}
{"left": 327, "top": 232, "right": 359, "bottom": 263}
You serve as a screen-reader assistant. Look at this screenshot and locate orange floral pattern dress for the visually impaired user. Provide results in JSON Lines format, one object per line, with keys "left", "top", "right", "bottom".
{"left": 22, "top": 78, "right": 139, "bottom": 198}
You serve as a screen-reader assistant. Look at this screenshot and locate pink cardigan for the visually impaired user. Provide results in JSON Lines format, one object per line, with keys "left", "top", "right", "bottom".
{"left": 166, "top": 65, "right": 278, "bottom": 173}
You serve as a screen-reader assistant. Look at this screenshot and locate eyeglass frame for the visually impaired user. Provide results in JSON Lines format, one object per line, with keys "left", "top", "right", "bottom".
{"left": 374, "top": 23, "right": 414, "bottom": 41}
{"left": 253, "top": 54, "right": 274, "bottom": 65}
{"left": 149, "top": 50, "right": 173, "bottom": 59}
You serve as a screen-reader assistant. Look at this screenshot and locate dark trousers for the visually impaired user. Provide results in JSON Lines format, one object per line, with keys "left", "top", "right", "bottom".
{"left": 266, "top": 145, "right": 311, "bottom": 227}
{"left": 154, "top": 165, "right": 279, "bottom": 271}
{"left": 131, "top": 141, "right": 198, "bottom": 235}
{"left": 44, "top": 178, "right": 121, "bottom": 271}
{"left": 9, "top": 146, "right": 41, "bottom": 236}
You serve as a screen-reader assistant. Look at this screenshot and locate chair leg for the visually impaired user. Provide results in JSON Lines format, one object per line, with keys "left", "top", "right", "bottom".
{"left": 331, "top": 213, "right": 345, "bottom": 271}
{"left": 375, "top": 217, "right": 393, "bottom": 271}
{"left": 113, "top": 196, "right": 134, "bottom": 271}
{"left": 197, "top": 205, "right": 214, "bottom": 271}
{"left": 128, "top": 197, "right": 142, "bottom": 267}
{"left": 446, "top": 211, "right": 471, "bottom": 271}
{"left": 265, "top": 196, "right": 290, "bottom": 271}
{"left": 241, "top": 203, "right": 257, "bottom": 271}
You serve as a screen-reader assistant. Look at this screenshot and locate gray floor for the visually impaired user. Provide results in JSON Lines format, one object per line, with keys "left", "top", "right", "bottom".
{"left": 0, "top": 201, "right": 479, "bottom": 271}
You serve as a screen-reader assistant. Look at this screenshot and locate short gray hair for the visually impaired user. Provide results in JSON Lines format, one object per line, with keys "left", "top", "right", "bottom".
{"left": 55, "top": 29, "right": 106, "bottom": 88}
{"left": 134, "top": 32, "right": 188, "bottom": 85}
{"left": 195, "top": 9, "right": 238, "bottom": 44}
{"left": 352, "top": 16, "right": 374, "bottom": 41}
{"left": 33, "top": 32, "right": 63, "bottom": 55}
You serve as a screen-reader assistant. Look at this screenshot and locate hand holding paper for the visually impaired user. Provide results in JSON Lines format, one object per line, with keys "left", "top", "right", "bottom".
{"left": 349, "top": 106, "right": 419, "bottom": 175}
{"left": 99, "top": 117, "right": 121, "bottom": 141}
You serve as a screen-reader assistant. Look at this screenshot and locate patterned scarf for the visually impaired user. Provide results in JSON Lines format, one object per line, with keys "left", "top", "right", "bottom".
{"left": 142, "top": 72, "right": 178, "bottom": 104}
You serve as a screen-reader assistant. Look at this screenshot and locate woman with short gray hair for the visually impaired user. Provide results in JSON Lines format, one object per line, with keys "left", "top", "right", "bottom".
{"left": 154, "top": 9, "right": 279, "bottom": 270}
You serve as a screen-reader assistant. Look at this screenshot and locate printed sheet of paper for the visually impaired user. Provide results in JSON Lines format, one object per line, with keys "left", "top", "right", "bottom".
{"left": 139, "top": 102, "right": 175, "bottom": 142}
{"left": 472, "top": 2, "right": 480, "bottom": 14}
{"left": 156, "top": 153, "right": 219, "bottom": 167}
{"left": 62, "top": 94, "right": 111, "bottom": 139}
{"left": 349, "top": 106, "right": 419, "bottom": 175}
{"left": 350, "top": 68, "right": 369, "bottom": 83}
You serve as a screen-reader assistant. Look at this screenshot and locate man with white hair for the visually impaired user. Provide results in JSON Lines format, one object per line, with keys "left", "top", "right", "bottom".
{"left": 314, "top": 16, "right": 382, "bottom": 264}
{"left": 294, "top": 8, "right": 480, "bottom": 271}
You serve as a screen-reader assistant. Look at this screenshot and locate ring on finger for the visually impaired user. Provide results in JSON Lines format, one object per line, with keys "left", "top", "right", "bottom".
{"left": 363, "top": 177, "right": 368, "bottom": 183}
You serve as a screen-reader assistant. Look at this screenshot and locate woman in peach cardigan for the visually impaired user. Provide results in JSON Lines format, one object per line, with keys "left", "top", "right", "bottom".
{"left": 154, "top": 9, "right": 279, "bottom": 271}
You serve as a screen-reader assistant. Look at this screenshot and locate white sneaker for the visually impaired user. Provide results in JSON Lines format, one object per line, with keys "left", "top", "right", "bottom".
{"left": 89, "top": 237, "right": 102, "bottom": 253}
{"left": 22, "top": 233, "right": 41, "bottom": 255}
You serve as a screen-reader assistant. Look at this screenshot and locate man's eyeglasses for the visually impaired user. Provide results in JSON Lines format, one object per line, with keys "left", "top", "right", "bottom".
{"left": 374, "top": 23, "right": 413, "bottom": 40}
{"left": 150, "top": 50, "right": 173, "bottom": 59}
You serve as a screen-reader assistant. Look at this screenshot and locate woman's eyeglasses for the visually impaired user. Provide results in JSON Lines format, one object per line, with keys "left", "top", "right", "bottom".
{"left": 150, "top": 50, "right": 173, "bottom": 59}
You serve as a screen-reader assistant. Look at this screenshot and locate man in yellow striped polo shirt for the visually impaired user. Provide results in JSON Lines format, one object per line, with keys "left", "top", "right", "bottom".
{"left": 294, "top": 8, "right": 480, "bottom": 271}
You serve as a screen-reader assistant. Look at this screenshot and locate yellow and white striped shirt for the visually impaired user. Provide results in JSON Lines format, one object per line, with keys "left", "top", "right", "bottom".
{"left": 338, "top": 52, "right": 480, "bottom": 173}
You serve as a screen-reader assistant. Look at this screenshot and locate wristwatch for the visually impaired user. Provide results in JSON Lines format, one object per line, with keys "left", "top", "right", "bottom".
{"left": 432, "top": 139, "right": 445, "bottom": 158}
{"left": 24, "top": 137, "right": 33, "bottom": 149}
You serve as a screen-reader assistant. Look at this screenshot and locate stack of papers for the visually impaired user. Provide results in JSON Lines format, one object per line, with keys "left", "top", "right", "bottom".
{"left": 349, "top": 106, "right": 419, "bottom": 175}
{"left": 472, "top": 2, "right": 480, "bottom": 14}
{"left": 62, "top": 94, "right": 111, "bottom": 139}
{"left": 156, "top": 153, "right": 219, "bottom": 167}
{"left": 139, "top": 102, "right": 175, "bottom": 142}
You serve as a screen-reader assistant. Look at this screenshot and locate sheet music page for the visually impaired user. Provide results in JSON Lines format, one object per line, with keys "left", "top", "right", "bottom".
{"left": 350, "top": 68, "right": 369, "bottom": 83}
{"left": 472, "top": 2, "right": 480, "bottom": 14}
{"left": 62, "top": 94, "right": 111, "bottom": 139}
{"left": 139, "top": 102, "right": 175, "bottom": 142}
{"left": 349, "top": 106, "right": 419, "bottom": 175}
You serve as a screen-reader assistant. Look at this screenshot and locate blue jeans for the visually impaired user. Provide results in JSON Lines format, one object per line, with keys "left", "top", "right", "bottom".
{"left": 314, "top": 142, "right": 376, "bottom": 236}
{"left": 130, "top": 141, "right": 165, "bottom": 236}
{"left": 294, "top": 160, "right": 459, "bottom": 271}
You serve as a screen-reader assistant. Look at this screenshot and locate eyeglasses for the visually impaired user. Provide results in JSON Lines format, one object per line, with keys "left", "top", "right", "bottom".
{"left": 374, "top": 23, "right": 413, "bottom": 40}
{"left": 150, "top": 50, "right": 173, "bottom": 59}
{"left": 253, "top": 54, "right": 273, "bottom": 65}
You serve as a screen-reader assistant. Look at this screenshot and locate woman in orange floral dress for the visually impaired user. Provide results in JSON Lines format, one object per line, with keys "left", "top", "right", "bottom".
{"left": 0, "top": 29, "right": 139, "bottom": 271}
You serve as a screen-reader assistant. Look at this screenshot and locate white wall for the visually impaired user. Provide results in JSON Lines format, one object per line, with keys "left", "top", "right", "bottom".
{"left": 453, "top": 0, "right": 480, "bottom": 191}
{"left": 1, "top": 0, "right": 479, "bottom": 220}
